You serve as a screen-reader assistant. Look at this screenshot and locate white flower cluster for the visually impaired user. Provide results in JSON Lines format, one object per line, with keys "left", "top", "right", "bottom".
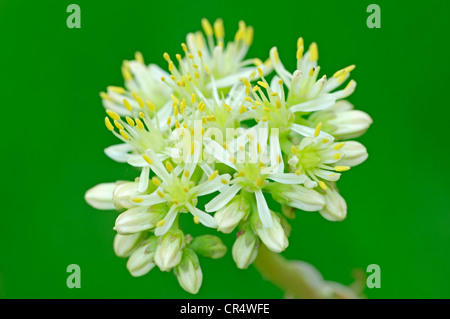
{"left": 85, "top": 19, "right": 372, "bottom": 294}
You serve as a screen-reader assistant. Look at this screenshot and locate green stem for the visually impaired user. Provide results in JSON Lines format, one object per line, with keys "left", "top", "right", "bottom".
{"left": 253, "top": 245, "right": 360, "bottom": 299}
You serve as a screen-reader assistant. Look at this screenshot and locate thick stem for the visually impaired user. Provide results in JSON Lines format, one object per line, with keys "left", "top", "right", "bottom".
{"left": 254, "top": 245, "right": 359, "bottom": 299}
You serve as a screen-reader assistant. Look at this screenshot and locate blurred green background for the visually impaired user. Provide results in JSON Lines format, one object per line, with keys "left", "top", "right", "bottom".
{"left": 1, "top": 0, "right": 449, "bottom": 298}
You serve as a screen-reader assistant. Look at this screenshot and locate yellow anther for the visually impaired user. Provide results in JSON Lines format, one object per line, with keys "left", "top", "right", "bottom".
{"left": 193, "top": 216, "right": 200, "bottom": 224}
{"left": 190, "top": 143, "right": 195, "bottom": 155}
{"left": 244, "top": 97, "right": 252, "bottom": 102}
{"left": 309, "top": 67, "right": 315, "bottom": 77}
{"left": 121, "top": 64, "right": 133, "bottom": 81}
{"left": 277, "top": 155, "right": 282, "bottom": 163}
{"left": 170, "top": 75, "right": 176, "bottom": 81}
{"left": 239, "top": 105, "right": 247, "bottom": 114}
{"left": 106, "top": 110, "right": 120, "bottom": 120}
{"left": 174, "top": 106, "right": 179, "bottom": 117}
{"left": 257, "top": 67, "right": 264, "bottom": 78}
{"left": 242, "top": 78, "right": 251, "bottom": 87}
{"left": 123, "top": 99, "right": 132, "bottom": 111}
{"left": 156, "top": 220, "right": 165, "bottom": 227}
{"left": 257, "top": 143, "right": 261, "bottom": 154}
{"left": 345, "top": 65, "right": 356, "bottom": 73}
{"left": 263, "top": 106, "right": 271, "bottom": 113}
{"left": 214, "top": 18, "right": 224, "bottom": 38}
{"left": 173, "top": 199, "right": 179, "bottom": 205}
{"left": 191, "top": 94, "right": 196, "bottom": 104}
{"left": 135, "top": 118, "right": 144, "bottom": 130}
{"left": 209, "top": 170, "right": 219, "bottom": 181}
{"left": 275, "top": 100, "right": 282, "bottom": 109}
{"left": 309, "top": 42, "right": 318, "bottom": 62}
{"left": 152, "top": 177, "right": 161, "bottom": 186}
{"left": 168, "top": 61, "right": 174, "bottom": 71}
{"left": 181, "top": 43, "right": 187, "bottom": 51}
{"left": 161, "top": 76, "right": 166, "bottom": 82}
{"left": 131, "top": 197, "right": 143, "bottom": 203}
{"left": 278, "top": 79, "right": 283, "bottom": 85}
{"left": 270, "top": 92, "right": 278, "bottom": 96}
{"left": 221, "top": 178, "right": 228, "bottom": 184}
{"left": 334, "top": 142, "right": 345, "bottom": 150}
{"left": 252, "top": 85, "right": 260, "bottom": 92}
{"left": 113, "top": 120, "right": 124, "bottom": 130}
{"left": 250, "top": 70, "right": 256, "bottom": 80}
{"left": 175, "top": 54, "right": 182, "bottom": 61}
{"left": 183, "top": 186, "right": 189, "bottom": 192}
{"left": 322, "top": 138, "right": 330, "bottom": 143}
{"left": 108, "top": 86, "right": 125, "bottom": 94}
{"left": 224, "top": 103, "right": 232, "bottom": 112}
{"left": 188, "top": 54, "right": 194, "bottom": 59}
{"left": 105, "top": 117, "right": 114, "bottom": 131}
{"left": 142, "top": 154, "right": 153, "bottom": 165}
{"left": 184, "top": 170, "right": 190, "bottom": 178}
{"left": 229, "top": 156, "right": 236, "bottom": 164}
{"left": 314, "top": 122, "right": 322, "bottom": 137}
{"left": 333, "top": 153, "right": 342, "bottom": 160}
{"left": 333, "top": 69, "right": 345, "bottom": 78}
{"left": 197, "top": 50, "right": 203, "bottom": 58}
{"left": 238, "top": 171, "right": 245, "bottom": 177}
{"left": 125, "top": 117, "right": 135, "bottom": 127}
{"left": 201, "top": 18, "right": 213, "bottom": 36}
{"left": 165, "top": 161, "right": 174, "bottom": 172}
{"left": 295, "top": 169, "right": 302, "bottom": 175}
{"left": 334, "top": 166, "right": 350, "bottom": 172}
{"left": 257, "top": 81, "right": 268, "bottom": 89}
{"left": 296, "top": 45, "right": 304, "bottom": 60}
{"left": 136, "top": 112, "right": 143, "bottom": 120}
{"left": 135, "top": 51, "right": 144, "bottom": 64}
{"left": 163, "top": 52, "right": 170, "bottom": 61}
{"left": 291, "top": 146, "right": 298, "bottom": 155}
{"left": 194, "top": 71, "right": 199, "bottom": 79}
{"left": 247, "top": 133, "right": 254, "bottom": 141}
{"left": 119, "top": 129, "right": 130, "bottom": 140}
{"left": 203, "top": 64, "right": 210, "bottom": 74}
{"left": 146, "top": 101, "right": 155, "bottom": 112}
{"left": 133, "top": 93, "right": 145, "bottom": 108}
{"left": 297, "top": 37, "right": 304, "bottom": 48}
{"left": 99, "top": 92, "right": 112, "bottom": 101}
{"left": 157, "top": 190, "right": 165, "bottom": 198}
{"left": 319, "top": 181, "right": 327, "bottom": 190}
{"left": 261, "top": 116, "right": 268, "bottom": 122}
{"left": 255, "top": 176, "right": 264, "bottom": 187}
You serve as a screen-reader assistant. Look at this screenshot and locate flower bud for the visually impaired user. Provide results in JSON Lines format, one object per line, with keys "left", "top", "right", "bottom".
{"left": 154, "top": 229, "right": 185, "bottom": 271}
{"left": 126, "top": 236, "right": 158, "bottom": 277}
{"left": 319, "top": 184, "right": 347, "bottom": 221}
{"left": 214, "top": 196, "right": 249, "bottom": 234}
{"left": 174, "top": 248, "right": 203, "bottom": 294}
{"left": 189, "top": 235, "right": 227, "bottom": 259}
{"left": 114, "top": 232, "right": 145, "bottom": 257}
{"left": 251, "top": 211, "right": 289, "bottom": 253}
{"left": 337, "top": 141, "right": 368, "bottom": 167}
{"left": 271, "top": 184, "right": 325, "bottom": 211}
{"left": 113, "top": 181, "right": 141, "bottom": 209}
{"left": 114, "top": 204, "right": 166, "bottom": 235}
{"left": 232, "top": 225, "right": 260, "bottom": 269}
{"left": 85, "top": 183, "right": 116, "bottom": 210}
{"left": 326, "top": 110, "right": 372, "bottom": 140}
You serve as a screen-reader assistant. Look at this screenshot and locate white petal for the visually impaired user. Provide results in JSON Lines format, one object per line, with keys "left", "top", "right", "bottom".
{"left": 185, "top": 203, "right": 218, "bottom": 228}
{"left": 268, "top": 173, "right": 306, "bottom": 184}
{"left": 154, "top": 205, "right": 179, "bottom": 236}
{"left": 104, "top": 144, "right": 134, "bottom": 163}
{"left": 205, "top": 184, "right": 242, "bottom": 212}
{"left": 289, "top": 95, "right": 336, "bottom": 113}
{"left": 138, "top": 166, "right": 150, "bottom": 192}
{"left": 255, "top": 189, "right": 273, "bottom": 228}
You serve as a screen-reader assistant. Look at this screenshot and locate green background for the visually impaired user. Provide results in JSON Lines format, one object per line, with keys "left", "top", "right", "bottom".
{"left": 1, "top": 0, "right": 449, "bottom": 298}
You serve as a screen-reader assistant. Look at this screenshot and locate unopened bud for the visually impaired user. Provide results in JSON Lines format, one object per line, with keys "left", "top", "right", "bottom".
{"left": 214, "top": 196, "right": 249, "bottom": 233}
{"left": 114, "top": 232, "right": 145, "bottom": 257}
{"left": 154, "top": 229, "right": 185, "bottom": 271}
{"left": 174, "top": 248, "right": 203, "bottom": 294}
{"left": 85, "top": 183, "right": 116, "bottom": 210}
{"left": 126, "top": 236, "right": 158, "bottom": 277}
{"left": 189, "top": 235, "right": 227, "bottom": 259}
{"left": 251, "top": 211, "right": 289, "bottom": 253}
{"left": 232, "top": 225, "right": 260, "bottom": 269}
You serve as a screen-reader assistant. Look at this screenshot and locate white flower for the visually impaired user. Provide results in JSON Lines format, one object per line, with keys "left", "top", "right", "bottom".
{"left": 319, "top": 183, "right": 347, "bottom": 221}
{"left": 100, "top": 52, "right": 172, "bottom": 116}
{"left": 308, "top": 101, "right": 373, "bottom": 140}
{"left": 251, "top": 211, "right": 288, "bottom": 253}
{"left": 174, "top": 248, "right": 203, "bottom": 294}
{"left": 113, "top": 232, "right": 145, "bottom": 258}
{"left": 287, "top": 126, "right": 368, "bottom": 190}
{"left": 154, "top": 229, "right": 185, "bottom": 271}
{"left": 114, "top": 205, "right": 166, "bottom": 235}
{"left": 84, "top": 182, "right": 116, "bottom": 210}
{"left": 232, "top": 225, "right": 260, "bottom": 269}
{"left": 126, "top": 236, "right": 158, "bottom": 277}
{"left": 270, "top": 39, "right": 356, "bottom": 113}
{"left": 270, "top": 184, "right": 326, "bottom": 212}
{"left": 214, "top": 195, "right": 250, "bottom": 234}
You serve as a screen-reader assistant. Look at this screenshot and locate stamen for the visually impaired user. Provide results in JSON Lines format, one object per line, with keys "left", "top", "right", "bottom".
{"left": 104, "top": 117, "right": 114, "bottom": 131}
{"left": 314, "top": 122, "right": 322, "bottom": 137}
{"left": 142, "top": 154, "right": 153, "bottom": 165}
{"left": 209, "top": 170, "right": 219, "bottom": 181}
{"left": 156, "top": 220, "right": 165, "bottom": 227}
{"left": 334, "top": 166, "right": 350, "bottom": 172}
{"left": 334, "top": 142, "right": 345, "bottom": 150}
{"left": 152, "top": 177, "right": 161, "bottom": 186}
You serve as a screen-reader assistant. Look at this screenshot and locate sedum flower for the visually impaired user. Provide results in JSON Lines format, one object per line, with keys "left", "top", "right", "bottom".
{"left": 319, "top": 183, "right": 348, "bottom": 221}
{"left": 113, "top": 204, "right": 167, "bottom": 235}
{"left": 84, "top": 182, "right": 116, "bottom": 210}
{"left": 114, "top": 232, "right": 145, "bottom": 258}
{"left": 174, "top": 248, "right": 203, "bottom": 294}
{"left": 308, "top": 100, "right": 373, "bottom": 140}
{"left": 214, "top": 195, "right": 250, "bottom": 234}
{"left": 251, "top": 210, "right": 288, "bottom": 253}
{"left": 126, "top": 236, "right": 158, "bottom": 277}
{"left": 270, "top": 39, "right": 356, "bottom": 113}
{"left": 232, "top": 224, "right": 260, "bottom": 269}
{"left": 154, "top": 229, "right": 185, "bottom": 271}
